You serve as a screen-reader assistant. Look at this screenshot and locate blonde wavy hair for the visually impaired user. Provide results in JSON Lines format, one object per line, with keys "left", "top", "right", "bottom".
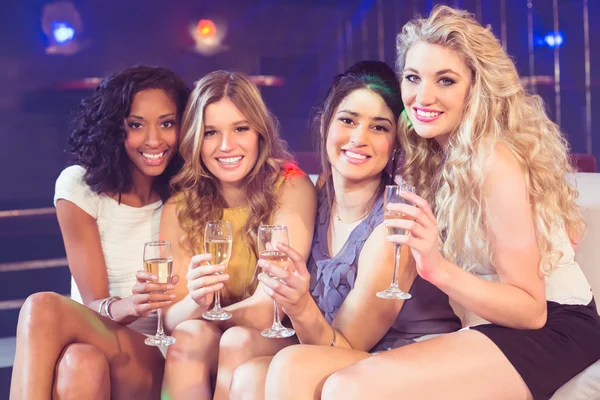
{"left": 396, "top": 5, "right": 584, "bottom": 273}
{"left": 171, "top": 71, "right": 293, "bottom": 257}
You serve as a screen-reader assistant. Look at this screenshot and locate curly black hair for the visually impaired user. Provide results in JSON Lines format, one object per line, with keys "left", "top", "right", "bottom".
{"left": 68, "top": 65, "right": 191, "bottom": 201}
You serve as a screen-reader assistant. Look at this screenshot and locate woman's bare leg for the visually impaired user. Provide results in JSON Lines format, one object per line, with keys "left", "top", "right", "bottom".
{"left": 161, "top": 319, "right": 222, "bottom": 400}
{"left": 214, "top": 326, "right": 297, "bottom": 400}
{"left": 263, "top": 344, "right": 371, "bottom": 400}
{"left": 52, "top": 343, "right": 110, "bottom": 400}
{"left": 321, "top": 330, "right": 533, "bottom": 400}
{"left": 10, "top": 292, "right": 164, "bottom": 400}
{"left": 229, "top": 356, "right": 274, "bottom": 400}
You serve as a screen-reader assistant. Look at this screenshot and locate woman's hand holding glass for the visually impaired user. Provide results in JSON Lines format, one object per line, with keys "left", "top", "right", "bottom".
{"left": 131, "top": 271, "right": 178, "bottom": 318}
{"left": 201, "top": 220, "right": 233, "bottom": 320}
{"left": 377, "top": 184, "right": 415, "bottom": 299}
{"left": 257, "top": 241, "right": 312, "bottom": 320}
{"left": 257, "top": 225, "right": 297, "bottom": 338}
{"left": 186, "top": 254, "right": 230, "bottom": 310}
{"left": 383, "top": 190, "right": 445, "bottom": 284}
{"left": 143, "top": 240, "right": 176, "bottom": 346}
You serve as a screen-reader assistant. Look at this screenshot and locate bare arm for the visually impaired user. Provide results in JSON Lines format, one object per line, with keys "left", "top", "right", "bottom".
{"left": 332, "top": 229, "right": 415, "bottom": 350}
{"left": 159, "top": 198, "right": 221, "bottom": 333}
{"left": 435, "top": 145, "right": 546, "bottom": 328}
{"left": 390, "top": 144, "right": 547, "bottom": 329}
{"left": 259, "top": 223, "right": 416, "bottom": 351}
{"left": 56, "top": 200, "right": 172, "bottom": 324}
{"left": 292, "top": 226, "right": 413, "bottom": 350}
{"left": 162, "top": 174, "right": 317, "bottom": 332}
{"left": 220, "top": 173, "right": 318, "bottom": 330}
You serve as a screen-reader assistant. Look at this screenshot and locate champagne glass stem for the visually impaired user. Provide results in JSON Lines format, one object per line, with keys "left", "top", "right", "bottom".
{"left": 389, "top": 243, "right": 401, "bottom": 289}
{"left": 272, "top": 300, "right": 283, "bottom": 328}
{"left": 214, "top": 288, "right": 222, "bottom": 311}
{"left": 156, "top": 308, "right": 165, "bottom": 337}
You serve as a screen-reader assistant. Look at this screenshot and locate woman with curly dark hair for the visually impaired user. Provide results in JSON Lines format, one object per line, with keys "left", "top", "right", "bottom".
{"left": 10, "top": 65, "right": 190, "bottom": 399}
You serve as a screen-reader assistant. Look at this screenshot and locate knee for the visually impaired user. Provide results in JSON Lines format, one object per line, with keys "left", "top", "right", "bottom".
{"left": 55, "top": 344, "right": 109, "bottom": 397}
{"left": 219, "top": 326, "right": 255, "bottom": 360}
{"left": 267, "top": 345, "right": 305, "bottom": 384}
{"left": 321, "top": 369, "right": 356, "bottom": 400}
{"left": 229, "top": 359, "right": 268, "bottom": 400}
{"left": 270, "top": 344, "right": 305, "bottom": 368}
{"left": 166, "top": 319, "right": 221, "bottom": 362}
{"left": 17, "top": 292, "right": 63, "bottom": 331}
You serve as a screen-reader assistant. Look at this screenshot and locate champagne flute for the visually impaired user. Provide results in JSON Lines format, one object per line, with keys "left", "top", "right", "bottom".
{"left": 143, "top": 240, "right": 176, "bottom": 346}
{"left": 202, "top": 220, "right": 233, "bottom": 321}
{"left": 376, "top": 184, "right": 415, "bottom": 300}
{"left": 258, "top": 225, "right": 296, "bottom": 339}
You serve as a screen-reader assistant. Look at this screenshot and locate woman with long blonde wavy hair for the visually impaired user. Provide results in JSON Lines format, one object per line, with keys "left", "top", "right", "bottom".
{"left": 311, "top": 6, "right": 600, "bottom": 400}
{"left": 158, "top": 70, "right": 317, "bottom": 399}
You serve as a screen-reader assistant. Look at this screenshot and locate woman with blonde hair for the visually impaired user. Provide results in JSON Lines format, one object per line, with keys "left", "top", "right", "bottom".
{"left": 300, "top": 6, "right": 600, "bottom": 400}
{"left": 158, "top": 70, "right": 316, "bottom": 399}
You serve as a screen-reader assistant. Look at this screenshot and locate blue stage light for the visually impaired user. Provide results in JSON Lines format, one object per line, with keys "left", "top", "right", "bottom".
{"left": 52, "top": 22, "right": 75, "bottom": 44}
{"left": 544, "top": 32, "right": 564, "bottom": 48}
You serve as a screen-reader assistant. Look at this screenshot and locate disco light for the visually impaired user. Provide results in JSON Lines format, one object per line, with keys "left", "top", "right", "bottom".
{"left": 189, "top": 18, "right": 228, "bottom": 56}
{"left": 544, "top": 32, "right": 564, "bottom": 48}
{"left": 52, "top": 22, "right": 75, "bottom": 43}
{"left": 42, "top": 1, "right": 87, "bottom": 55}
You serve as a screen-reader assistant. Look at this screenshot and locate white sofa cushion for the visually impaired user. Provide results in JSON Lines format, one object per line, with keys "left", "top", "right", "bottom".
{"left": 553, "top": 365, "right": 600, "bottom": 400}
{"left": 572, "top": 173, "right": 600, "bottom": 314}
{"left": 552, "top": 173, "right": 600, "bottom": 400}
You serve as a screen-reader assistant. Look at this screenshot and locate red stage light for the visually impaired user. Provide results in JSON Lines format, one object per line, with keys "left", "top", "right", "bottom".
{"left": 197, "top": 19, "right": 216, "bottom": 39}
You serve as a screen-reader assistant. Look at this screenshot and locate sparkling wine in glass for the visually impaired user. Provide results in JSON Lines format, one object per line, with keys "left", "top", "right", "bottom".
{"left": 377, "top": 183, "right": 415, "bottom": 300}
{"left": 143, "top": 240, "right": 176, "bottom": 347}
{"left": 258, "top": 225, "right": 296, "bottom": 339}
{"left": 202, "top": 220, "right": 233, "bottom": 321}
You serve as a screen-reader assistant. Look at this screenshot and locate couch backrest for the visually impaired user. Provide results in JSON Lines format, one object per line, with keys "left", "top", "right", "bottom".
{"left": 572, "top": 173, "right": 600, "bottom": 315}
{"left": 308, "top": 172, "right": 600, "bottom": 315}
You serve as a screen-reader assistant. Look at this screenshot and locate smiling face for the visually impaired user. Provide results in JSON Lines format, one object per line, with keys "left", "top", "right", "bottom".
{"left": 401, "top": 41, "right": 472, "bottom": 146}
{"left": 124, "top": 88, "right": 178, "bottom": 179}
{"left": 325, "top": 88, "right": 396, "bottom": 184}
{"left": 200, "top": 97, "right": 260, "bottom": 188}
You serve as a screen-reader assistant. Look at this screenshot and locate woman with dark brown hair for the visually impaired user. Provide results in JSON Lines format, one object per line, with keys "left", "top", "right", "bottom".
{"left": 227, "top": 60, "right": 461, "bottom": 399}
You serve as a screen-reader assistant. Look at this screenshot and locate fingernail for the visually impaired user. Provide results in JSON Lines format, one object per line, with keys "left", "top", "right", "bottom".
{"left": 151, "top": 275, "right": 158, "bottom": 280}
{"left": 223, "top": 274, "right": 230, "bottom": 280}
{"left": 167, "top": 284, "right": 175, "bottom": 290}
{"left": 169, "top": 294, "right": 176, "bottom": 299}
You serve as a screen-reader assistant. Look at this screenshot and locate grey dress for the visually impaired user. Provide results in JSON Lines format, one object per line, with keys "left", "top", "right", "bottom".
{"left": 308, "top": 189, "right": 461, "bottom": 352}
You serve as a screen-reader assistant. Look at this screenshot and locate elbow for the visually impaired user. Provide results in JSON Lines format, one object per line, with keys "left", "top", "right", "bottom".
{"left": 522, "top": 304, "right": 547, "bottom": 330}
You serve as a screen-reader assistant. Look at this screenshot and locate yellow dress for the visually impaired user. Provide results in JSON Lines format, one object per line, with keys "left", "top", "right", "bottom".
{"left": 218, "top": 175, "right": 286, "bottom": 305}
{"left": 177, "top": 171, "right": 295, "bottom": 306}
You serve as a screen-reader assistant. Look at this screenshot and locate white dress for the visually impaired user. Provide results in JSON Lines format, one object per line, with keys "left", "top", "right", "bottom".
{"left": 54, "top": 165, "right": 161, "bottom": 335}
